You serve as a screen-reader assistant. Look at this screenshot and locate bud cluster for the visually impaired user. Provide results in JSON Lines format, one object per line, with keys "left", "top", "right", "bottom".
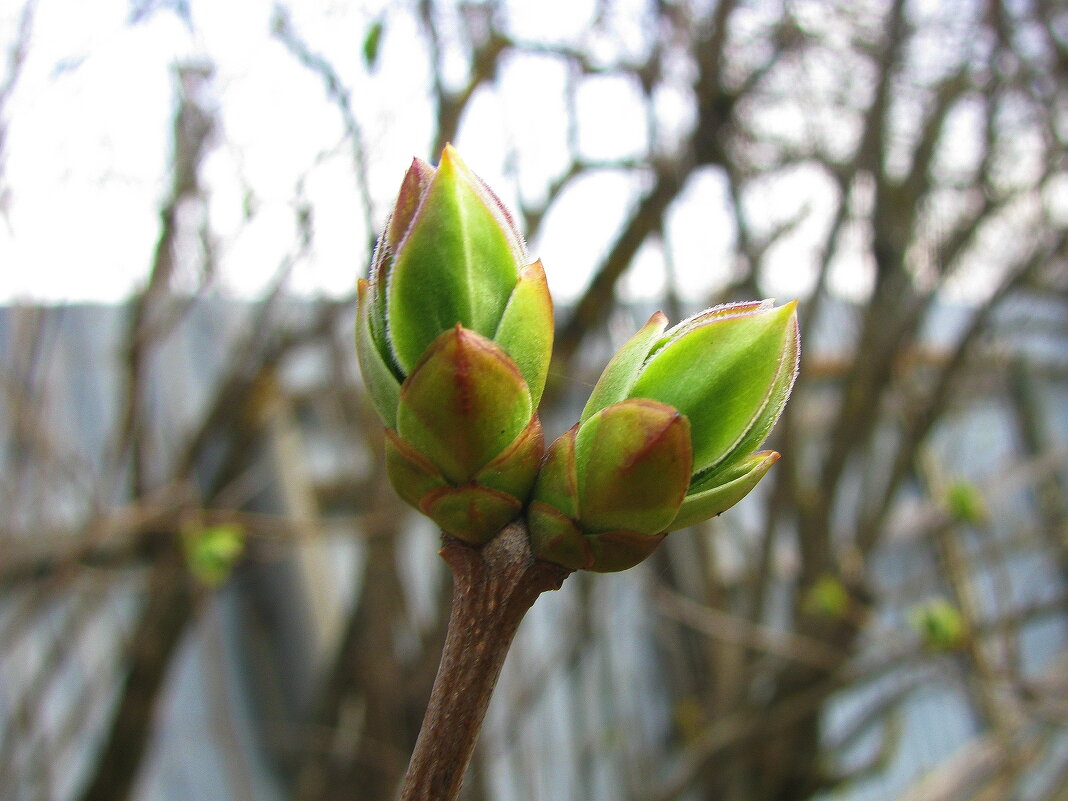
{"left": 357, "top": 146, "right": 800, "bottom": 571}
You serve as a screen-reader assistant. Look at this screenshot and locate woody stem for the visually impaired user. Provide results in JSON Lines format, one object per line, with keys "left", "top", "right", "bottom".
{"left": 398, "top": 521, "right": 572, "bottom": 801}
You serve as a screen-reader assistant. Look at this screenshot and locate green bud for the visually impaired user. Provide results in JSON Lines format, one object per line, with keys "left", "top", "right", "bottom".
{"left": 529, "top": 300, "right": 799, "bottom": 571}
{"left": 909, "top": 598, "right": 967, "bottom": 651}
{"left": 183, "top": 524, "right": 244, "bottom": 587}
{"left": 356, "top": 147, "right": 554, "bottom": 543}
{"left": 802, "top": 574, "right": 851, "bottom": 619}
{"left": 528, "top": 400, "right": 691, "bottom": 571}
{"left": 944, "top": 480, "right": 987, "bottom": 526}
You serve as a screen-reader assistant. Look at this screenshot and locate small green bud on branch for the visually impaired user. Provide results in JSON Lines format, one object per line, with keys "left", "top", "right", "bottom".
{"left": 528, "top": 300, "right": 800, "bottom": 571}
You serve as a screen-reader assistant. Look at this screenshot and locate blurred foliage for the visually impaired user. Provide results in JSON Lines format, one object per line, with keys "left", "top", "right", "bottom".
{"left": 182, "top": 523, "right": 245, "bottom": 587}
{"left": 944, "top": 481, "right": 989, "bottom": 527}
{"left": 910, "top": 598, "right": 968, "bottom": 653}
{"left": 0, "top": 1, "right": 1065, "bottom": 801}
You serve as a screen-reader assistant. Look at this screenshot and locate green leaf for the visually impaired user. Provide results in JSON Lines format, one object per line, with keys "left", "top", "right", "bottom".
{"left": 527, "top": 500, "right": 590, "bottom": 569}
{"left": 184, "top": 524, "right": 244, "bottom": 587}
{"left": 397, "top": 326, "right": 531, "bottom": 483}
{"left": 667, "top": 451, "right": 778, "bottom": 531}
{"left": 422, "top": 484, "right": 522, "bottom": 545}
{"left": 362, "top": 18, "right": 384, "bottom": 69}
{"left": 802, "top": 574, "right": 851, "bottom": 618}
{"left": 655, "top": 300, "right": 771, "bottom": 353}
{"left": 944, "top": 481, "right": 987, "bottom": 526}
{"left": 632, "top": 303, "right": 796, "bottom": 474}
{"left": 574, "top": 399, "right": 692, "bottom": 535}
{"left": 702, "top": 302, "right": 799, "bottom": 472}
{"left": 382, "top": 157, "right": 436, "bottom": 253}
{"left": 367, "top": 161, "right": 435, "bottom": 381}
{"left": 909, "top": 599, "right": 967, "bottom": 651}
{"left": 580, "top": 312, "right": 667, "bottom": 424}
{"left": 586, "top": 529, "right": 666, "bottom": 573}
{"left": 493, "top": 260, "right": 554, "bottom": 409}
{"left": 388, "top": 146, "right": 525, "bottom": 371}
{"left": 384, "top": 427, "right": 449, "bottom": 510}
{"left": 356, "top": 279, "right": 401, "bottom": 427}
{"left": 474, "top": 415, "right": 544, "bottom": 501}
{"left": 528, "top": 426, "right": 580, "bottom": 519}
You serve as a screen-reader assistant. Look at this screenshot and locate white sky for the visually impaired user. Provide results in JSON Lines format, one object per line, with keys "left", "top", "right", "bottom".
{"left": 0, "top": 0, "right": 1050, "bottom": 307}
{"left": 0, "top": 0, "right": 830, "bottom": 307}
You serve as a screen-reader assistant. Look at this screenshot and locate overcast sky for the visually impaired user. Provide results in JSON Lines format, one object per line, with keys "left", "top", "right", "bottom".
{"left": 1, "top": 0, "right": 1041, "bottom": 306}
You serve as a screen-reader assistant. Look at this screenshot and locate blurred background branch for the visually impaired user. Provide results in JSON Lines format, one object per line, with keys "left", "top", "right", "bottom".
{"left": 0, "top": 1, "right": 1065, "bottom": 800}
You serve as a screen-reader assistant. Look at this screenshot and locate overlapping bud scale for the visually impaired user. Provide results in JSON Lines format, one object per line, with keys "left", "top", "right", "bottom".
{"left": 356, "top": 146, "right": 553, "bottom": 544}
{"left": 527, "top": 300, "right": 800, "bottom": 572}
{"left": 357, "top": 146, "right": 800, "bottom": 573}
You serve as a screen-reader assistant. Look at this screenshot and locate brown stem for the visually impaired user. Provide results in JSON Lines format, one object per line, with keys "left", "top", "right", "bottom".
{"left": 399, "top": 521, "right": 572, "bottom": 801}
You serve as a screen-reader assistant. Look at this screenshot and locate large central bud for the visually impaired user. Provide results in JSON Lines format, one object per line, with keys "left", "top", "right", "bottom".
{"left": 356, "top": 146, "right": 554, "bottom": 544}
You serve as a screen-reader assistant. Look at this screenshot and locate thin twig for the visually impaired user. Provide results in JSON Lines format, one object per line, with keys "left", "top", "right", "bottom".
{"left": 399, "top": 523, "right": 571, "bottom": 801}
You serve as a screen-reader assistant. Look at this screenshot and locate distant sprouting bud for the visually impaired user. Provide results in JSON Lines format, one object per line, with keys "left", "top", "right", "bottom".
{"left": 183, "top": 524, "right": 245, "bottom": 587}
{"left": 909, "top": 598, "right": 967, "bottom": 651}
{"left": 802, "top": 574, "right": 851, "bottom": 619}
{"left": 944, "top": 480, "right": 987, "bottom": 526}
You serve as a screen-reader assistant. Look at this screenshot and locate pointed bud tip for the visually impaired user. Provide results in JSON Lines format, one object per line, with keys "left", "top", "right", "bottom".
{"left": 450, "top": 322, "right": 483, "bottom": 351}
{"left": 438, "top": 143, "right": 464, "bottom": 173}
{"left": 405, "top": 157, "right": 436, "bottom": 187}
{"left": 387, "top": 158, "right": 437, "bottom": 248}
{"left": 408, "top": 323, "right": 506, "bottom": 377}
{"left": 520, "top": 259, "right": 548, "bottom": 281}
